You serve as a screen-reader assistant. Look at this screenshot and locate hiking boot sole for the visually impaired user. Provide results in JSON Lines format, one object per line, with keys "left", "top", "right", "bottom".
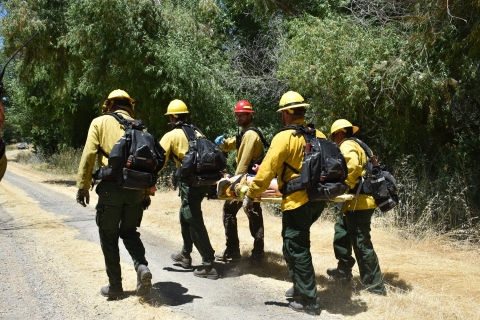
{"left": 136, "top": 270, "right": 152, "bottom": 296}
{"left": 100, "top": 292, "right": 124, "bottom": 299}
{"left": 214, "top": 256, "right": 241, "bottom": 262}
{"left": 289, "top": 305, "right": 321, "bottom": 316}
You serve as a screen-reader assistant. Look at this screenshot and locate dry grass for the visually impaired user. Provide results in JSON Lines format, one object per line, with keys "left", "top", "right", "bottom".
{"left": 144, "top": 190, "right": 480, "bottom": 319}
{"left": 4, "top": 155, "right": 480, "bottom": 319}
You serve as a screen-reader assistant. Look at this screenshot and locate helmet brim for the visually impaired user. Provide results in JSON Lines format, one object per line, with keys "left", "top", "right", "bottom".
{"left": 164, "top": 111, "right": 189, "bottom": 116}
{"left": 329, "top": 126, "right": 360, "bottom": 138}
{"left": 233, "top": 110, "right": 255, "bottom": 114}
{"left": 276, "top": 103, "right": 310, "bottom": 112}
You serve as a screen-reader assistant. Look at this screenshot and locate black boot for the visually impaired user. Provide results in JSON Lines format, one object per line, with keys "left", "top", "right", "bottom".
{"left": 136, "top": 264, "right": 152, "bottom": 296}
{"left": 326, "top": 267, "right": 353, "bottom": 282}
{"left": 100, "top": 283, "right": 124, "bottom": 299}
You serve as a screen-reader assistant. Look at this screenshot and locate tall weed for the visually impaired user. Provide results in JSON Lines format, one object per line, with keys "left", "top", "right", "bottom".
{"left": 393, "top": 154, "right": 478, "bottom": 241}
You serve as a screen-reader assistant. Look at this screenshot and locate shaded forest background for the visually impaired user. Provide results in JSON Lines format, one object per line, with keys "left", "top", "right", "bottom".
{"left": 1, "top": 0, "right": 479, "bottom": 237}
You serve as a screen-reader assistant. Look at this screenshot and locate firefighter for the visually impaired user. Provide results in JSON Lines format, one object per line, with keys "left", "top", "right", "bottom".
{"left": 242, "top": 91, "right": 326, "bottom": 316}
{"left": 76, "top": 89, "right": 153, "bottom": 299}
{"left": 214, "top": 100, "right": 268, "bottom": 263}
{"left": 159, "top": 99, "right": 218, "bottom": 280}
{"left": 327, "top": 119, "right": 386, "bottom": 295}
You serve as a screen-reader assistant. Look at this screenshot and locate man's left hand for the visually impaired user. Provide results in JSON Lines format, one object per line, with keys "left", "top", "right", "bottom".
{"left": 76, "top": 189, "right": 90, "bottom": 207}
{"left": 142, "top": 195, "right": 151, "bottom": 210}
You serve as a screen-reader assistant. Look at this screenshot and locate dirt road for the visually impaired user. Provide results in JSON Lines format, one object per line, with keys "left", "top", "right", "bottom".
{"left": 2, "top": 152, "right": 480, "bottom": 320}
{"left": 0, "top": 155, "right": 340, "bottom": 320}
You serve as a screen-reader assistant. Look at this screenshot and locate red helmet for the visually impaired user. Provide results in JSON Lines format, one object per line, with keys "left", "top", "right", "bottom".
{"left": 233, "top": 100, "right": 254, "bottom": 113}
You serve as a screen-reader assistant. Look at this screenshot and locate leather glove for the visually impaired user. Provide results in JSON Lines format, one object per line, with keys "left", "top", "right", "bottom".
{"left": 214, "top": 134, "right": 226, "bottom": 145}
{"left": 142, "top": 195, "right": 151, "bottom": 210}
{"left": 242, "top": 193, "right": 255, "bottom": 218}
{"left": 76, "top": 189, "right": 89, "bottom": 207}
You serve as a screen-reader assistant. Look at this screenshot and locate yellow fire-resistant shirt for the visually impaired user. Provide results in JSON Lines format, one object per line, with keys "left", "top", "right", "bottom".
{"left": 76, "top": 110, "right": 133, "bottom": 190}
{"left": 0, "top": 153, "right": 6, "bottom": 181}
{"left": 339, "top": 138, "right": 376, "bottom": 212}
{"left": 246, "top": 119, "right": 327, "bottom": 212}
{"left": 159, "top": 125, "right": 202, "bottom": 170}
{"left": 219, "top": 122, "right": 265, "bottom": 175}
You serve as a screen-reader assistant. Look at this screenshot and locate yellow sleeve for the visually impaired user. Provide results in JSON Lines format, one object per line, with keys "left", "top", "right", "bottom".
{"left": 76, "top": 121, "right": 101, "bottom": 190}
{"left": 247, "top": 134, "right": 288, "bottom": 199}
{"left": 219, "top": 136, "right": 237, "bottom": 152}
{"left": 340, "top": 140, "right": 363, "bottom": 189}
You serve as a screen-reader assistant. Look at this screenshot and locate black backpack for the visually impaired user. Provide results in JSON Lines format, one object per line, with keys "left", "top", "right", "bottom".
{"left": 280, "top": 124, "right": 348, "bottom": 201}
{"left": 348, "top": 137, "right": 399, "bottom": 212}
{"left": 235, "top": 126, "right": 270, "bottom": 174}
{"left": 174, "top": 123, "right": 227, "bottom": 187}
{"left": 94, "top": 112, "right": 165, "bottom": 190}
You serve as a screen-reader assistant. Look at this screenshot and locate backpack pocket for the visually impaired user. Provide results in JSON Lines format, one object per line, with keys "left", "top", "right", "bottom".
{"left": 370, "top": 166, "right": 389, "bottom": 199}
{"left": 307, "top": 181, "right": 348, "bottom": 202}
{"left": 121, "top": 168, "right": 157, "bottom": 190}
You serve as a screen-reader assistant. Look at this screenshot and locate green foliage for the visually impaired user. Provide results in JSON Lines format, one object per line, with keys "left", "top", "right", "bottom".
{"left": 1, "top": 0, "right": 480, "bottom": 233}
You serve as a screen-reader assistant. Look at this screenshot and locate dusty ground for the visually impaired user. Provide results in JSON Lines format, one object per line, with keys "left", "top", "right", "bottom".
{"left": 1, "top": 150, "right": 479, "bottom": 319}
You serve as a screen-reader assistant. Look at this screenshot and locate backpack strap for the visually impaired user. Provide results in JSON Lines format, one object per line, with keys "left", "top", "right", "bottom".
{"left": 240, "top": 127, "right": 270, "bottom": 148}
{"left": 347, "top": 137, "right": 374, "bottom": 195}
{"left": 178, "top": 123, "right": 205, "bottom": 142}
{"left": 94, "top": 113, "right": 130, "bottom": 159}
{"left": 348, "top": 137, "right": 373, "bottom": 158}
{"left": 278, "top": 124, "right": 314, "bottom": 185}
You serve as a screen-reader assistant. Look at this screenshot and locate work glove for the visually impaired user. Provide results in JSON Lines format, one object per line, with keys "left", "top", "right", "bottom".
{"left": 242, "top": 190, "right": 256, "bottom": 218}
{"left": 214, "top": 134, "right": 226, "bottom": 146}
{"left": 141, "top": 194, "right": 151, "bottom": 210}
{"left": 76, "top": 189, "right": 89, "bottom": 207}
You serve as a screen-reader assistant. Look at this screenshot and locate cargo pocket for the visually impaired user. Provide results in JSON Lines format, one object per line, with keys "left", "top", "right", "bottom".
{"left": 95, "top": 204, "right": 107, "bottom": 228}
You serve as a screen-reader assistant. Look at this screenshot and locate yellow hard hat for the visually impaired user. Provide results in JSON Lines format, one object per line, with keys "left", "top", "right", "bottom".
{"left": 165, "top": 99, "right": 189, "bottom": 116}
{"left": 277, "top": 91, "right": 310, "bottom": 112}
{"left": 330, "top": 119, "right": 359, "bottom": 136}
{"left": 102, "top": 89, "right": 135, "bottom": 115}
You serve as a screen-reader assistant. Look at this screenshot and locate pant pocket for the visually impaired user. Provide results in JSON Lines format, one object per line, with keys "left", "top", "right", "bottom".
{"left": 95, "top": 204, "right": 107, "bottom": 228}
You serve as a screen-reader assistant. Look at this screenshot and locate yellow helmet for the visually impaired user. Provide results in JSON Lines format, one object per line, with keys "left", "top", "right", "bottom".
{"left": 165, "top": 99, "right": 189, "bottom": 117}
{"left": 330, "top": 119, "right": 359, "bottom": 136}
{"left": 102, "top": 89, "right": 135, "bottom": 115}
{"left": 277, "top": 91, "right": 310, "bottom": 113}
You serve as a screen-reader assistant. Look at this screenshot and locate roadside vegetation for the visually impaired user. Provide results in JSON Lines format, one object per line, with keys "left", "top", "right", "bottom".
{"left": 1, "top": 1, "right": 479, "bottom": 241}
{"left": 12, "top": 148, "right": 480, "bottom": 245}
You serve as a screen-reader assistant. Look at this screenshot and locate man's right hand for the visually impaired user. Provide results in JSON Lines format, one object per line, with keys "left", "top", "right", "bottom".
{"left": 214, "top": 134, "right": 226, "bottom": 145}
{"left": 76, "top": 189, "right": 90, "bottom": 207}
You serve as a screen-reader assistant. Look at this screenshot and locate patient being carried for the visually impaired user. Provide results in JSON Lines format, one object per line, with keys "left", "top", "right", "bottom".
{"left": 217, "top": 174, "right": 282, "bottom": 199}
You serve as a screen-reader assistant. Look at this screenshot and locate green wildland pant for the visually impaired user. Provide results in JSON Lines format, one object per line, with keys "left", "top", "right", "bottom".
{"left": 333, "top": 209, "right": 385, "bottom": 293}
{"left": 282, "top": 201, "right": 325, "bottom": 309}
{"left": 95, "top": 180, "right": 147, "bottom": 286}
{"left": 178, "top": 180, "right": 215, "bottom": 266}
